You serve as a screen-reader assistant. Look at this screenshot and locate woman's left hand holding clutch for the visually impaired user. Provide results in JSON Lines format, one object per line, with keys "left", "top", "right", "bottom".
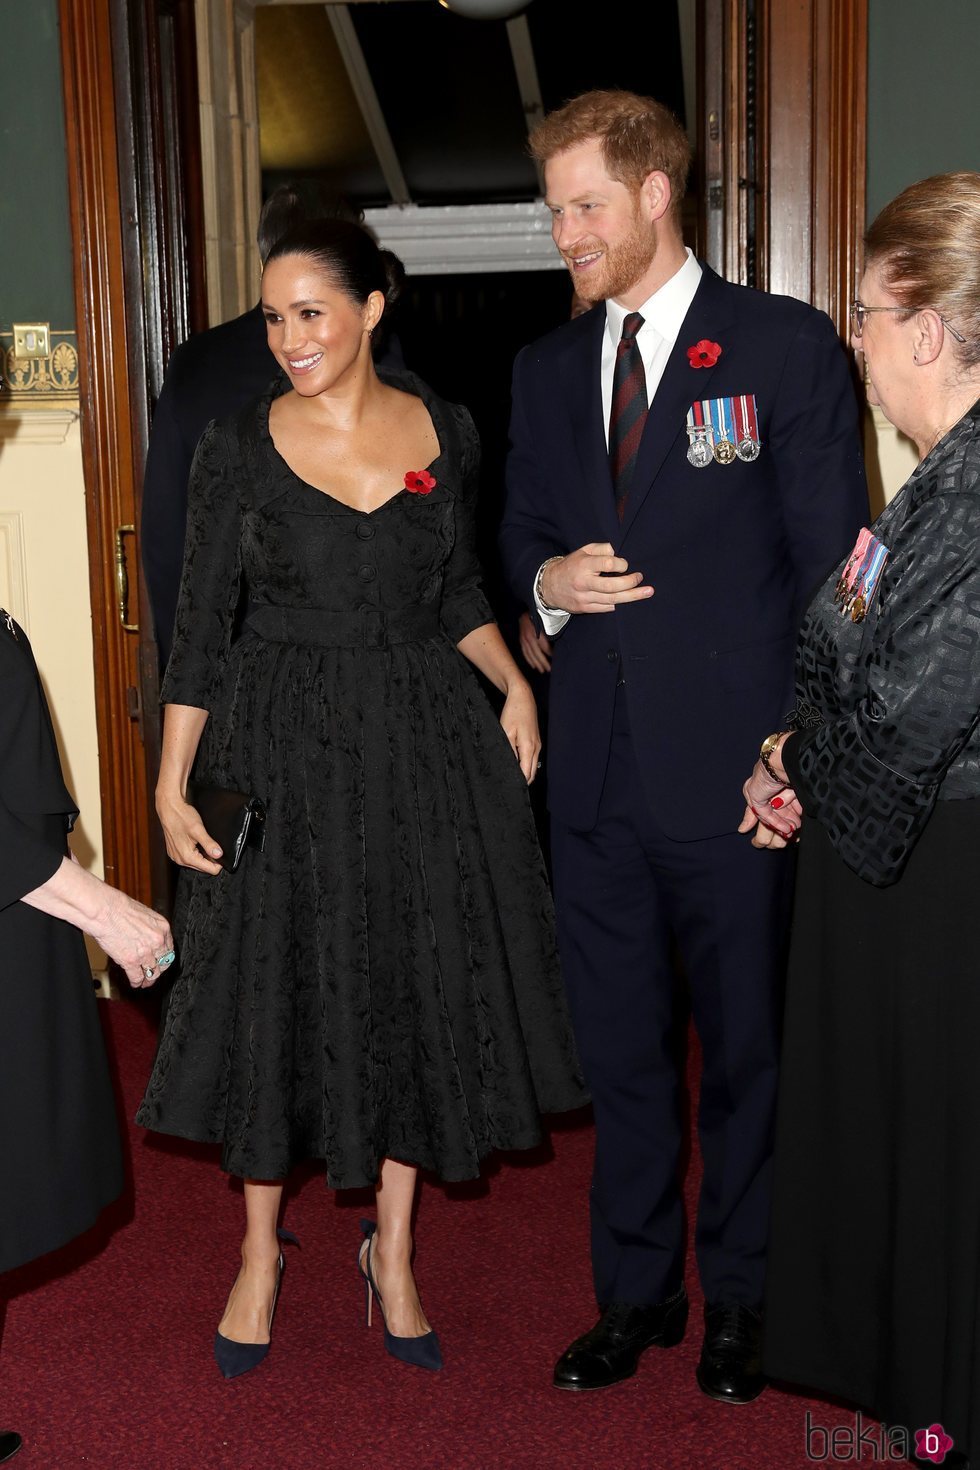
{"left": 156, "top": 787, "right": 225, "bottom": 875}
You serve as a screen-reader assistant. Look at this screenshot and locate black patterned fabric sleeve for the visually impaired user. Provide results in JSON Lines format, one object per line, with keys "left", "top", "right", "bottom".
{"left": 439, "top": 405, "right": 494, "bottom": 645}
{"left": 792, "top": 489, "right": 980, "bottom": 886}
{"left": 160, "top": 420, "right": 244, "bottom": 711}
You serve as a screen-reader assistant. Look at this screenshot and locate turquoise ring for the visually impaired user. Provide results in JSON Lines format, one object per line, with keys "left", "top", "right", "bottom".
{"left": 156, "top": 949, "right": 176, "bottom": 967}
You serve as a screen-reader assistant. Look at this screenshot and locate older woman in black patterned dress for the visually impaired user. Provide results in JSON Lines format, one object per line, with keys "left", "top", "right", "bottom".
{"left": 741, "top": 173, "right": 980, "bottom": 1466}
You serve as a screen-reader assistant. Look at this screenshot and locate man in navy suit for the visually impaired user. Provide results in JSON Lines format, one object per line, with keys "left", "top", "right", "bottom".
{"left": 500, "top": 90, "right": 867, "bottom": 1400}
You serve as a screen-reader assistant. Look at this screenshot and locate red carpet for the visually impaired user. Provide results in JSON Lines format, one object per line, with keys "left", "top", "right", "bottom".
{"left": 0, "top": 999, "right": 869, "bottom": 1469}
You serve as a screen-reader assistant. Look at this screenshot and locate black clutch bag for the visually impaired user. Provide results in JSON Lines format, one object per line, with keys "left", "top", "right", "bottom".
{"left": 190, "top": 784, "right": 266, "bottom": 872}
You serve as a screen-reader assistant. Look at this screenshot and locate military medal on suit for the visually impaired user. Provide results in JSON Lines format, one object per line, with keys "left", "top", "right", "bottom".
{"left": 687, "top": 394, "right": 761, "bottom": 468}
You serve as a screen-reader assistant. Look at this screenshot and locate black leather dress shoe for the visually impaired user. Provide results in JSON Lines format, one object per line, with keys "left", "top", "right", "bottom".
{"left": 0, "top": 1431, "right": 21, "bottom": 1464}
{"left": 553, "top": 1287, "right": 689, "bottom": 1391}
{"left": 696, "top": 1302, "right": 765, "bottom": 1404}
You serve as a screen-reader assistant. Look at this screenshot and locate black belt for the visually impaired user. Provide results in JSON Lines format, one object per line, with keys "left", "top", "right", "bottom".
{"left": 243, "top": 604, "right": 442, "bottom": 650}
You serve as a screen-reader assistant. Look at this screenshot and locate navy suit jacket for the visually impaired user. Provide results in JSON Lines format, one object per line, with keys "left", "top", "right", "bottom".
{"left": 500, "top": 264, "right": 869, "bottom": 839}
{"left": 141, "top": 306, "right": 281, "bottom": 669}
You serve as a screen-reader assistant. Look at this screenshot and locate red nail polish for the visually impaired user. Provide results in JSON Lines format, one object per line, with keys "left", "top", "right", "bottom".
{"left": 770, "top": 797, "right": 783, "bottom": 810}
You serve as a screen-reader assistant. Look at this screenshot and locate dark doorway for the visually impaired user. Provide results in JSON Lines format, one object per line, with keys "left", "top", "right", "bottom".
{"left": 394, "top": 267, "right": 573, "bottom": 621}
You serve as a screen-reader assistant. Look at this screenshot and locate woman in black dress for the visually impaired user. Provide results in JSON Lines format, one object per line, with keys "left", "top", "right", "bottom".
{"left": 740, "top": 173, "right": 980, "bottom": 1464}
{"left": 1, "top": 611, "right": 173, "bottom": 1462}
{"left": 138, "top": 220, "right": 585, "bottom": 1378}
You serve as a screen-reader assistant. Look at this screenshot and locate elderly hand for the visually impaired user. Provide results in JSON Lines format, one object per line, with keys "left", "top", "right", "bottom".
{"left": 541, "top": 544, "right": 654, "bottom": 615}
{"left": 499, "top": 680, "right": 542, "bottom": 784}
{"left": 156, "top": 789, "right": 224, "bottom": 875}
{"left": 739, "top": 760, "right": 803, "bottom": 847}
{"left": 89, "top": 888, "right": 175, "bottom": 989}
{"left": 21, "top": 856, "right": 175, "bottom": 989}
{"left": 518, "top": 610, "right": 553, "bottom": 674}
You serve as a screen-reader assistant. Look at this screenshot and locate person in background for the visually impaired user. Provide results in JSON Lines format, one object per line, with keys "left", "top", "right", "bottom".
{"left": 743, "top": 171, "right": 980, "bottom": 1470}
{"left": 0, "top": 609, "right": 173, "bottom": 1463}
{"left": 500, "top": 88, "right": 867, "bottom": 1402}
{"left": 137, "top": 219, "right": 585, "bottom": 1383}
{"left": 140, "top": 180, "right": 403, "bottom": 668}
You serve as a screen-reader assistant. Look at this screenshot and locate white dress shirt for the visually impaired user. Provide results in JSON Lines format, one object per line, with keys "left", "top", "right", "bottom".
{"left": 534, "top": 249, "right": 703, "bottom": 635}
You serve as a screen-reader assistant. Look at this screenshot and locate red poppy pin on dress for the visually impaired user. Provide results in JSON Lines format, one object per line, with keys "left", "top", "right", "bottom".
{"left": 686, "top": 340, "right": 722, "bottom": 369}
{"left": 404, "top": 469, "right": 436, "bottom": 495}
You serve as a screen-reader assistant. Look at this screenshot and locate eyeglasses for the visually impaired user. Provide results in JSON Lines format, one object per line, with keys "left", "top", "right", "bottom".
{"left": 849, "top": 300, "right": 966, "bottom": 343}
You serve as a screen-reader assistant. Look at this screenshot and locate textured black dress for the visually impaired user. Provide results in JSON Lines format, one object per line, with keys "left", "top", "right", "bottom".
{"left": 137, "top": 371, "right": 586, "bottom": 1185}
{"left": 764, "top": 403, "right": 980, "bottom": 1456}
{"left": 0, "top": 613, "right": 122, "bottom": 1274}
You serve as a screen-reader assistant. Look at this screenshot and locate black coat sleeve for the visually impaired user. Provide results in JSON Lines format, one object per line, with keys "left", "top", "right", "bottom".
{"left": 160, "top": 420, "right": 245, "bottom": 711}
{"left": 499, "top": 349, "right": 571, "bottom": 630}
{"left": 0, "top": 798, "right": 64, "bottom": 912}
{"left": 141, "top": 353, "right": 195, "bottom": 669}
{"left": 768, "top": 309, "right": 869, "bottom": 615}
{"left": 439, "top": 405, "right": 495, "bottom": 645}
{"left": 788, "top": 487, "right": 980, "bottom": 886}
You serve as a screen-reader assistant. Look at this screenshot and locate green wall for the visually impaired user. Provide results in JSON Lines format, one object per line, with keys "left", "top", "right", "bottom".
{"left": 0, "top": 0, "right": 75, "bottom": 336}
{"left": 867, "top": 0, "right": 980, "bottom": 225}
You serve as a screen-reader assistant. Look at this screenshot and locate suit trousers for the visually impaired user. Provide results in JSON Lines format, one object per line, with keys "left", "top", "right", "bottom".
{"left": 550, "top": 687, "right": 793, "bottom": 1308}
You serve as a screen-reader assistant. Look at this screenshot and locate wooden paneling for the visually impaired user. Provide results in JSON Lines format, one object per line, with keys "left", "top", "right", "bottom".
{"left": 61, "top": 0, "right": 207, "bottom": 917}
{"left": 59, "top": 0, "right": 153, "bottom": 903}
{"left": 700, "top": 0, "right": 867, "bottom": 342}
{"left": 765, "top": 0, "right": 867, "bottom": 338}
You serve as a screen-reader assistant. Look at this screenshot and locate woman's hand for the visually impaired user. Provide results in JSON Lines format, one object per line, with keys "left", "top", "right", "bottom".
{"left": 156, "top": 788, "right": 224, "bottom": 875}
{"left": 21, "top": 857, "right": 174, "bottom": 990}
{"left": 738, "top": 760, "right": 803, "bottom": 847}
{"left": 500, "top": 680, "right": 542, "bottom": 784}
{"left": 88, "top": 889, "right": 175, "bottom": 989}
{"left": 518, "top": 611, "right": 553, "bottom": 674}
{"left": 455, "top": 624, "right": 544, "bottom": 783}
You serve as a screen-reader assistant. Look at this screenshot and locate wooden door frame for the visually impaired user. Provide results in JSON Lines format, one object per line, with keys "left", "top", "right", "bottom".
{"left": 699, "top": 0, "right": 867, "bottom": 342}
{"left": 60, "top": 0, "right": 153, "bottom": 905}
{"left": 59, "top": 0, "right": 206, "bottom": 914}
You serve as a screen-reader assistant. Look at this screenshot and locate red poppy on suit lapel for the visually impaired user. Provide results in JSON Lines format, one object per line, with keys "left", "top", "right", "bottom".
{"left": 404, "top": 469, "right": 436, "bottom": 494}
{"left": 687, "top": 339, "right": 722, "bottom": 369}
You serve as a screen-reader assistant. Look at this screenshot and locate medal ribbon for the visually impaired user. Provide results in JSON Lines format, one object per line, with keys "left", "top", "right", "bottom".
{"left": 839, "top": 528, "right": 872, "bottom": 599}
{"left": 733, "top": 394, "right": 760, "bottom": 446}
{"left": 859, "top": 540, "right": 888, "bottom": 603}
{"left": 743, "top": 394, "right": 759, "bottom": 444}
{"left": 836, "top": 528, "right": 888, "bottom": 616}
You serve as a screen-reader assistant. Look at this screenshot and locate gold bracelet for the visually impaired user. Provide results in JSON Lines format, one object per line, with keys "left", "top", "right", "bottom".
{"left": 759, "top": 731, "right": 787, "bottom": 783}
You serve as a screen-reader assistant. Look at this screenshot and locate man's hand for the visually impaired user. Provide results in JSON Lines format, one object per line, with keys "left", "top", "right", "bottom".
{"left": 518, "top": 610, "right": 553, "bottom": 673}
{"left": 542, "top": 544, "right": 654, "bottom": 615}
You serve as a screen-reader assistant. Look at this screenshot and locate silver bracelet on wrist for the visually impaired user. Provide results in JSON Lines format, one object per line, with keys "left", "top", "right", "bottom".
{"left": 535, "top": 555, "right": 566, "bottom": 612}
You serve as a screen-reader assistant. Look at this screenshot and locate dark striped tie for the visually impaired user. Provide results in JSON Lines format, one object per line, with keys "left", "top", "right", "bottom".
{"left": 609, "top": 311, "right": 648, "bottom": 520}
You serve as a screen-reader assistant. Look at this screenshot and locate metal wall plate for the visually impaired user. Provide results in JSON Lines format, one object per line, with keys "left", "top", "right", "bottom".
{"left": 12, "top": 323, "right": 51, "bottom": 359}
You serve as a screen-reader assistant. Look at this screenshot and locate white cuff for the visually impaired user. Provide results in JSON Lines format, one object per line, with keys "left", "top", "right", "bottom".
{"left": 534, "top": 559, "right": 571, "bottom": 636}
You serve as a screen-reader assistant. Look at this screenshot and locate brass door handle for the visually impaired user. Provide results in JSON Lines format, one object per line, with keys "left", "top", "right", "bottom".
{"left": 115, "top": 524, "right": 139, "bottom": 632}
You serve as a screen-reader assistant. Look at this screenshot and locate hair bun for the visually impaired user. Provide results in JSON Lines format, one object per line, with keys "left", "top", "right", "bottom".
{"left": 380, "top": 249, "right": 406, "bottom": 310}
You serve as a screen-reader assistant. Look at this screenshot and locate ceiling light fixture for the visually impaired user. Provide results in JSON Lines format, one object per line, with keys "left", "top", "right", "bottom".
{"left": 437, "top": 0, "right": 533, "bottom": 18}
